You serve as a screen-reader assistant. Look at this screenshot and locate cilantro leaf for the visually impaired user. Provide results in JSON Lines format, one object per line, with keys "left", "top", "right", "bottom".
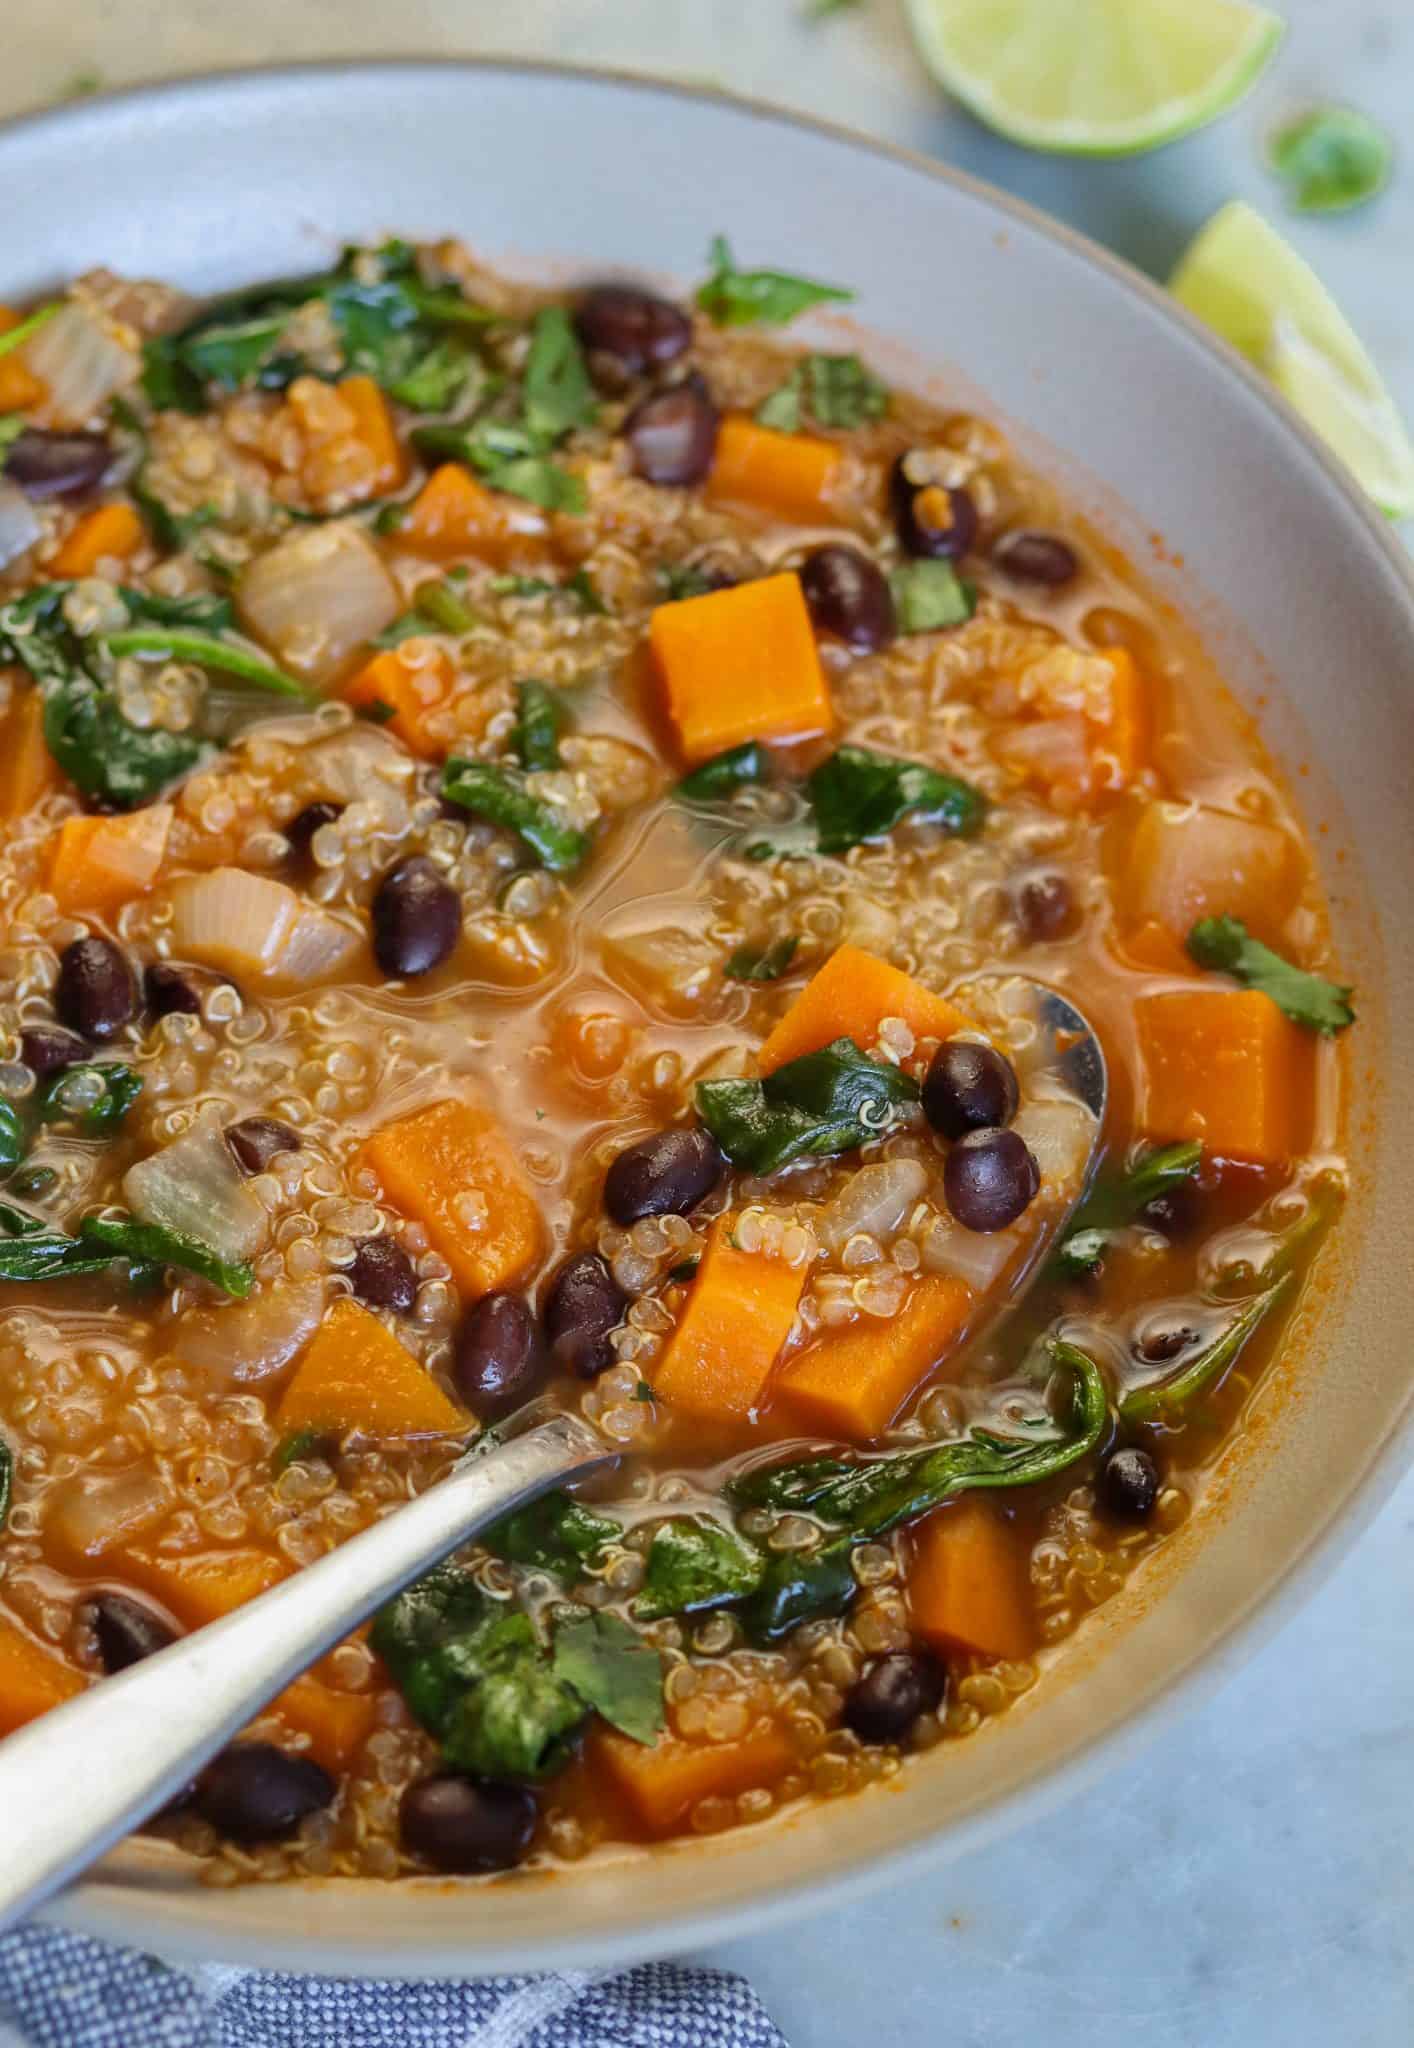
{"left": 1267, "top": 107, "right": 1393, "bottom": 215}
{"left": 755, "top": 368, "right": 803, "bottom": 433}
{"left": 1186, "top": 916, "right": 1354, "bottom": 1034}
{"left": 805, "top": 744, "right": 985, "bottom": 853}
{"left": 521, "top": 306, "right": 597, "bottom": 441}
{"left": 697, "top": 236, "right": 853, "bottom": 328}
{"left": 889, "top": 559, "right": 976, "bottom": 634}
{"left": 696, "top": 1035, "right": 919, "bottom": 1174}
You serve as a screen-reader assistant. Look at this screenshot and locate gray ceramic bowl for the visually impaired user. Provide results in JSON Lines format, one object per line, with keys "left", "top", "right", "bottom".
{"left": 1, "top": 58, "right": 1411, "bottom": 1979}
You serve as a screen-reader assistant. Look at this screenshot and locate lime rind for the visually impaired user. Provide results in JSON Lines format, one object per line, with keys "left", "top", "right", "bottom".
{"left": 904, "top": 0, "right": 1284, "bottom": 157}
{"left": 1170, "top": 201, "right": 1414, "bottom": 520}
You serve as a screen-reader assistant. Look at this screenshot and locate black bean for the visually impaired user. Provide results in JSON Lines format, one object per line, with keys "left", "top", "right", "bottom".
{"left": 286, "top": 800, "right": 343, "bottom": 862}
{"left": 1013, "top": 868, "right": 1076, "bottom": 943}
{"left": 943, "top": 1128, "right": 1040, "bottom": 1232}
{"left": 574, "top": 284, "right": 691, "bottom": 376}
{"left": 371, "top": 855, "right": 460, "bottom": 979}
{"left": 624, "top": 373, "right": 718, "bottom": 487}
{"left": 1098, "top": 1446, "right": 1160, "bottom": 1521}
{"left": 1133, "top": 1315, "right": 1199, "bottom": 1365}
{"left": 842, "top": 1651, "right": 946, "bottom": 1744}
{"left": 544, "top": 1249, "right": 626, "bottom": 1381}
{"left": 225, "top": 1116, "right": 302, "bottom": 1176}
{"left": 993, "top": 530, "right": 1079, "bottom": 588}
{"left": 798, "top": 545, "right": 896, "bottom": 655}
{"left": 400, "top": 1774, "right": 536, "bottom": 1874}
{"left": 19, "top": 1024, "right": 87, "bottom": 1078}
{"left": 4, "top": 428, "right": 112, "bottom": 501}
{"left": 890, "top": 456, "right": 978, "bottom": 560}
{"left": 1138, "top": 1179, "right": 1203, "bottom": 1241}
{"left": 348, "top": 1235, "right": 417, "bottom": 1314}
{"left": 603, "top": 1126, "right": 724, "bottom": 1227}
{"left": 145, "top": 961, "right": 221, "bottom": 1018}
{"left": 194, "top": 1743, "right": 334, "bottom": 1842}
{"left": 453, "top": 1292, "right": 548, "bottom": 1421}
{"left": 922, "top": 1041, "right": 1019, "bottom": 1141}
{"left": 55, "top": 936, "right": 135, "bottom": 1041}
{"left": 82, "top": 1591, "right": 177, "bottom": 1674}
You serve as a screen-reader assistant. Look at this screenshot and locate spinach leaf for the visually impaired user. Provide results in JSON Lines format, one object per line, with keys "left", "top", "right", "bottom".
{"left": 0, "top": 1204, "right": 132, "bottom": 1283}
{"left": 484, "top": 1489, "right": 619, "bottom": 1578}
{"left": 38, "top": 1062, "right": 143, "bottom": 1136}
{"left": 441, "top": 757, "right": 590, "bottom": 873}
{"left": 521, "top": 307, "right": 597, "bottom": 441}
{"left": 99, "top": 628, "right": 306, "bottom": 699}
{"left": 0, "top": 1104, "right": 23, "bottom": 1177}
{"left": 77, "top": 1215, "right": 253, "bottom": 1297}
{"left": 734, "top": 1344, "right": 1110, "bottom": 1542}
{"left": 697, "top": 236, "right": 853, "bottom": 328}
{"left": 549, "top": 1609, "right": 663, "bottom": 1744}
{"left": 889, "top": 560, "right": 977, "bottom": 634}
{"left": 739, "top": 1546, "right": 858, "bottom": 1643}
{"left": 1118, "top": 1280, "right": 1289, "bottom": 1426}
{"left": 1186, "top": 916, "right": 1354, "bottom": 1034}
{"left": 139, "top": 335, "right": 207, "bottom": 414}
{"left": 374, "top": 575, "right": 479, "bottom": 646}
{"left": 696, "top": 1035, "right": 919, "bottom": 1175}
{"left": 1055, "top": 1140, "right": 1202, "bottom": 1279}
{"left": 511, "top": 680, "right": 566, "bottom": 772}
{"left": 725, "top": 936, "right": 798, "bottom": 983}
{"left": 272, "top": 1426, "right": 327, "bottom": 1474}
{"left": 756, "top": 353, "right": 887, "bottom": 433}
{"left": 6, "top": 1166, "right": 56, "bottom": 1201}
{"left": 387, "top": 339, "right": 482, "bottom": 413}
{"left": 1267, "top": 107, "right": 1393, "bottom": 215}
{"left": 633, "top": 1516, "right": 767, "bottom": 1621}
{"left": 728, "top": 1454, "right": 854, "bottom": 1512}
{"left": 564, "top": 567, "right": 607, "bottom": 615}
{"left": 656, "top": 562, "right": 721, "bottom": 603}
{"left": 411, "top": 421, "right": 588, "bottom": 515}
{"left": 439, "top": 1606, "right": 587, "bottom": 1780}
{"left": 805, "top": 745, "right": 986, "bottom": 854}
{"left": 372, "top": 1567, "right": 662, "bottom": 1781}
{"left": 43, "top": 682, "right": 205, "bottom": 810}
{"left": 674, "top": 742, "right": 769, "bottom": 802}
{"left": 119, "top": 588, "right": 235, "bottom": 634}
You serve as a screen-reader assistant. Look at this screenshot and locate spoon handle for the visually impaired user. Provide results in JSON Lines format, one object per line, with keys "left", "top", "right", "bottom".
{"left": 0, "top": 1413, "right": 605, "bottom": 1935}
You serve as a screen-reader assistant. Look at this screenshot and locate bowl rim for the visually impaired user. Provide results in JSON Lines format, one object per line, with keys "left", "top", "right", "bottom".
{"left": 3, "top": 52, "right": 1410, "bottom": 1976}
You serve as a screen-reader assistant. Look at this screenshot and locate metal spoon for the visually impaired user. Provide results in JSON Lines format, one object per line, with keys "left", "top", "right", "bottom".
{"left": 0, "top": 983, "right": 1105, "bottom": 1933}
{"left": 0, "top": 1412, "right": 609, "bottom": 1934}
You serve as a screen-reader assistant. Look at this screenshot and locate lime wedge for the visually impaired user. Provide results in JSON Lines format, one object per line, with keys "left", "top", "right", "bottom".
{"left": 1171, "top": 201, "right": 1414, "bottom": 520}
{"left": 903, "top": 0, "right": 1282, "bottom": 156}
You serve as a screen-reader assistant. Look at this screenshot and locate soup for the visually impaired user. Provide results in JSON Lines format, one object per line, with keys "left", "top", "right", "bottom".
{"left": 0, "top": 238, "right": 1350, "bottom": 1882}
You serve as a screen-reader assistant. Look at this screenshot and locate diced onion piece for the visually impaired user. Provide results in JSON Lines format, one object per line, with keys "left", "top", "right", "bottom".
{"left": 1010, "top": 1097, "right": 1096, "bottom": 1193}
{"left": 0, "top": 481, "right": 41, "bottom": 569}
{"left": 49, "top": 1468, "right": 173, "bottom": 1561}
{"left": 124, "top": 1118, "right": 268, "bottom": 1262}
{"left": 238, "top": 521, "right": 400, "bottom": 684}
{"left": 602, "top": 915, "right": 719, "bottom": 1018}
{"left": 177, "top": 1280, "right": 324, "bottom": 1383}
{"left": 23, "top": 303, "right": 135, "bottom": 427}
{"left": 274, "top": 905, "right": 364, "bottom": 987}
{"left": 995, "top": 714, "right": 1091, "bottom": 790}
{"left": 301, "top": 726, "right": 413, "bottom": 830}
{"left": 817, "top": 1159, "right": 928, "bottom": 1256}
{"left": 919, "top": 1215, "right": 1020, "bottom": 1292}
{"left": 168, "top": 866, "right": 301, "bottom": 979}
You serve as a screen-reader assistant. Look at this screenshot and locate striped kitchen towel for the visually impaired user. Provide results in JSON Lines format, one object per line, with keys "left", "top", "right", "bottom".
{"left": 0, "top": 1924, "right": 790, "bottom": 2047}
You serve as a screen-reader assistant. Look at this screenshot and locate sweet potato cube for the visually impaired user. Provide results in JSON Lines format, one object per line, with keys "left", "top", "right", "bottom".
{"left": 0, "top": 687, "right": 59, "bottom": 819}
{"left": 587, "top": 1716, "right": 797, "bottom": 1838}
{"left": 757, "top": 943, "right": 968, "bottom": 1075}
{"left": 276, "top": 1298, "right": 466, "bottom": 1438}
{"left": 651, "top": 1215, "right": 808, "bottom": 1424}
{"left": 272, "top": 1674, "right": 377, "bottom": 1772}
{"left": 398, "top": 462, "right": 549, "bottom": 564}
{"left": 0, "top": 1619, "right": 83, "bottom": 1735}
{"left": 649, "top": 571, "right": 833, "bottom": 766}
{"left": 358, "top": 1098, "right": 545, "bottom": 1300}
{"left": 0, "top": 308, "right": 46, "bottom": 412}
{"left": 1122, "top": 800, "right": 1301, "bottom": 945}
{"left": 337, "top": 374, "right": 407, "bottom": 494}
{"left": 908, "top": 1497, "right": 1034, "bottom": 1662}
{"left": 115, "top": 1545, "right": 286, "bottom": 1627}
{"left": 775, "top": 1274, "right": 974, "bottom": 1441}
{"left": 1136, "top": 987, "right": 1314, "bottom": 1166}
{"left": 47, "top": 803, "right": 172, "bottom": 916}
{"left": 1091, "top": 645, "right": 1147, "bottom": 787}
{"left": 707, "top": 414, "right": 845, "bottom": 525}
{"left": 50, "top": 502, "right": 144, "bottom": 579}
{"left": 342, "top": 641, "right": 455, "bottom": 757}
